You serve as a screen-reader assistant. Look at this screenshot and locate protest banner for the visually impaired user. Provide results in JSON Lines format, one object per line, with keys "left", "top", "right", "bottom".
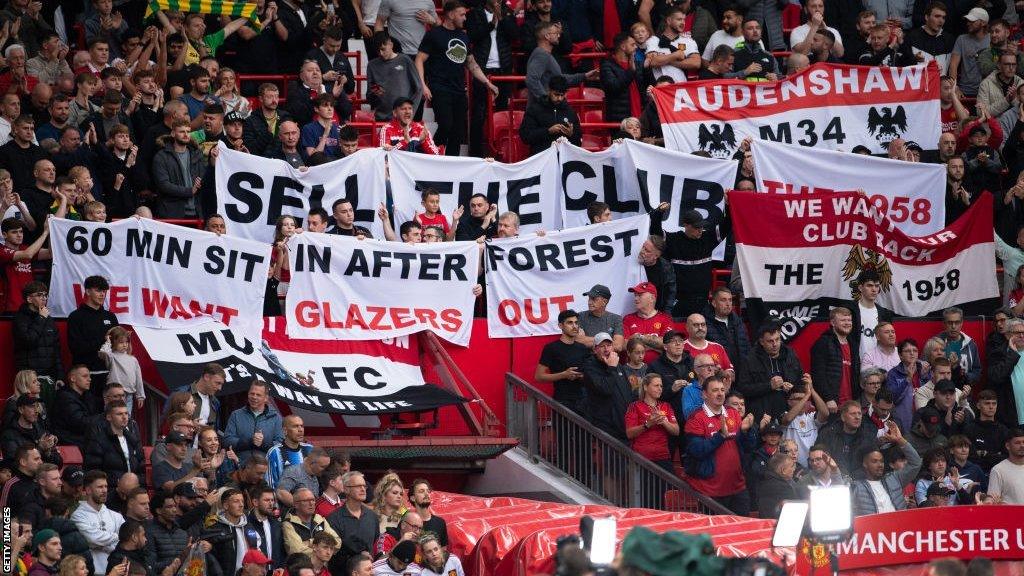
{"left": 387, "top": 147, "right": 561, "bottom": 235}
{"left": 558, "top": 139, "right": 738, "bottom": 232}
{"left": 731, "top": 191, "right": 998, "bottom": 338}
{"left": 49, "top": 217, "right": 271, "bottom": 339}
{"left": 751, "top": 139, "right": 946, "bottom": 235}
{"left": 134, "top": 317, "right": 465, "bottom": 414}
{"left": 485, "top": 214, "right": 650, "bottom": 337}
{"left": 215, "top": 144, "right": 387, "bottom": 242}
{"left": 285, "top": 232, "right": 480, "bottom": 345}
{"left": 652, "top": 62, "right": 940, "bottom": 156}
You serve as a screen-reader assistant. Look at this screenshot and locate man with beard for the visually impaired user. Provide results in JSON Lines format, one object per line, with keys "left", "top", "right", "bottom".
{"left": 35, "top": 95, "right": 72, "bottom": 144}
{"left": 790, "top": 0, "right": 845, "bottom": 58}
{"left": 647, "top": 8, "right": 701, "bottom": 83}
{"left": 703, "top": 6, "right": 747, "bottom": 61}
{"left": 732, "top": 19, "right": 779, "bottom": 81}
{"left": 850, "top": 425, "right": 921, "bottom": 515}
{"left": 535, "top": 310, "right": 592, "bottom": 476}
{"left": 151, "top": 119, "right": 204, "bottom": 218}
{"left": 705, "top": 287, "right": 751, "bottom": 368}
{"left": 244, "top": 84, "right": 290, "bottom": 157}
{"left": 145, "top": 491, "right": 190, "bottom": 576}
{"left": 409, "top": 479, "right": 447, "bottom": 547}
{"left": 736, "top": 324, "right": 804, "bottom": 422}
{"left": 906, "top": 2, "right": 955, "bottom": 72}
{"left": 949, "top": 8, "right": 991, "bottom": 97}
{"left": 454, "top": 193, "right": 498, "bottom": 241}
{"left": 520, "top": 0, "right": 573, "bottom": 67}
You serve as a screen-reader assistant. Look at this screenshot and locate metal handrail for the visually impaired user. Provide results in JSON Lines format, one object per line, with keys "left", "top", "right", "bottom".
{"left": 505, "top": 373, "right": 733, "bottom": 515}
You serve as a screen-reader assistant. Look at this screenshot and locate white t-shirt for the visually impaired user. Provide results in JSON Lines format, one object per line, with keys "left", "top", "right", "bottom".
{"left": 647, "top": 33, "right": 698, "bottom": 83}
{"left": 372, "top": 557, "right": 422, "bottom": 576}
{"left": 858, "top": 303, "right": 879, "bottom": 356}
{"left": 361, "top": 0, "right": 383, "bottom": 25}
{"left": 422, "top": 555, "right": 465, "bottom": 576}
{"left": 785, "top": 411, "right": 821, "bottom": 467}
{"left": 198, "top": 392, "right": 212, "bottom": 425}
{"left": 484, "top": 10, "right": 500, "bottom": 69}
{"left": 988, "top": 459, "right": 1024, "bottom": 504}
{"left": 789, "top": 23, "right": 844, "bottom": 49}
{"left": 702, "top": 30, "right": 743, "bottom": 60}
{"left": 868, "top": 479, "right": 896, "bottom": 512}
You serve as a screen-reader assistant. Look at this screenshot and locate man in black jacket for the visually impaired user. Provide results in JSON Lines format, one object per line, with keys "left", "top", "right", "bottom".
{"left": 581, "top": 332, "right": 634, "bottom": 444}
{"left": 649, "top": 329, "right": 694, "bottom": 434}
{"left": 107, "top": 520, "right": 155, "bottom": 576}
{"left": 66, "top": 275, "right": 118, "bottom": 399}
{"left": 49, "top": 365, "right": 99, "bottom": 450}
{"left": 736, "top": 324, "right": 805, "bottom": 422}
{"left": 244, "top": 85, "right": 291, "bottom": 157}
{"left": 247, "top": 485, "right": 284, "bottom": 568}
{"left": 12, "top": 281, "right": 62, "bottom": 380}
{"left": 0, "top": 444, "right": 43, "bottom": 511}
{"left": 704, "top": 287, "right": 751, "bottom": 368}
{"left": 84, "top": 401, "right": 144, "bottom": 487}
{"left": 810, "top": 306, "right": 859, "bottom": 415}
{"left": 14, "top": 463, "right": 63, "bottom": 528}
{"left": 519, "top": 0, "right": 573, "bottom": 70}
{"left": 988, "top": 317, "right": 1024, "bottom": 428}
{"left": 817, "top": 400, "right": 878, "bottom": 475}
{"left": 657, "top": 209, "right": 729, "bottom": 319}
{"left": 145, "top": 491, "right": 190, "bottom": 576}
{"left": 0, "top": 395, "right": 62, "bottom": 466}
{"left": 467, "top": 0, "right": 517, "bottom": 156}
{"left": 304, "top": 26, "right": 356, "bottom": 97}
{"left": 518, "top": 75, "right": 581, "bottom": 156}
{"left": 454, "top": 193, "right": 498, "bottom": 241}
{"left": 202, "top": 488, "right": 251, "bottom": 576}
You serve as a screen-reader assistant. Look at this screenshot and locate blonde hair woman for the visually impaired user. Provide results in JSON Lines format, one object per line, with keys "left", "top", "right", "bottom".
{"left": 372, "top": 472, "right": 407, "bottom": 533}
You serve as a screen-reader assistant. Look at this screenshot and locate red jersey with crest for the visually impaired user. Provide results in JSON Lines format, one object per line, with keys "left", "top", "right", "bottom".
{"left": 623, "top": 311, "right": 675, "bottom": 362}
{"left": 683, "top": 339, "right": 733, "bottom": 371}
{"left": 684, "top": 405, "right": 746, "bottom": 497}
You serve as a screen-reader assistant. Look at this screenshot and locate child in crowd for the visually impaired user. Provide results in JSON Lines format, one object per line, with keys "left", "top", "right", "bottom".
{"left": 414, "top": 189, "right": 462, "bottom": 241}
{"left": 99, "top": 326, "right": 146, "bottom": 415}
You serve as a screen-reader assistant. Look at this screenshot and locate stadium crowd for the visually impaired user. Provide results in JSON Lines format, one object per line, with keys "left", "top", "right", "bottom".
{"left": 1, "top": 0, "right": 1024, "bottom": 574}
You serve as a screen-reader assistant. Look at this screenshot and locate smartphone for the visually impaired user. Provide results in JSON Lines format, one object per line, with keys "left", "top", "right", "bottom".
{"left": 589, "top": 517, "right": 616, "bottom": 566}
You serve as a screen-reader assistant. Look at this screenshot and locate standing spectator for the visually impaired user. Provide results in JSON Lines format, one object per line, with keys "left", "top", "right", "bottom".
{"left": 790, "top": 0, "right": 845, "bottom": 59}
{"left": 179, "top": 67, "right": 219, "bottom": 129}
{"left": 265, "top": 0, "right": 313, "bottom": 75}
{"left": 70, "top": 470, "right": 125, "bottom": 575}
{"left": 818, "top": 400, "right": 878, "bottom": 475}
{"left": 26, "top": 33, "right": 71, "bottom": 86}
{"left": 852, "top": 269, "right": 893, "bottom": 358}
{"left": 326, "top": 471, "right": 380, "bottom": 568}
{"left": 948, "top": 8, "right": 991, "bottom": 97}
{"left": 281, "top": 486, "right": 340, "bottom": 557}
{"left": 0, "top": 116, "right": 48, "bottom": 192}
{"left": 911, "top": 379, "right": 974, "bottom": 453}
{"left": 0, "top": 395, "right": 60, "bottom": 467}
{"left": 735, "top": 0, "right": 786, "bottom": 51}
{"left": 83, "top": 401, "right": 143, "bottom": 486}
{"left": 248, "top": 486, "right": 284, "bottom": 568}
{"left": 705, "top": 287, "right": 751, "bottom": 369}
{"left": 316, "top": 465, "right": 347, "bottom": 519}
{"left": 466, "top": 0, "right": 516, "bottom": 156}
{"left": 682, "top": 313, "right": 734, "bottom": 382}
{"left": 962, "top": 123, "right": 1004, "bottom": 192}
{"left": 300, "top": 94, "right": 343, "bottom": 161}
{"left": 202, "top": 489, "right": 253, "bottom": 576}
{"left": 703, "top": 6, "right": 748, "bottom": 60}
{"left": 305, "top": 26, "right": 355, "bottom": 98}
{"left": 266, "top": 415, "right": 314, "bottom": 489}
{"left": 784, "top": 382, "right": 832, "bottom": 466}
{"left": 622, "top": 282, "right": 674, "bottom": 362}
{"left": 267, "top": 120, "right": 306, "bottom": 169}
{"left": 646, "top": 8, "right": 701, "bottom": 83}
{"left": 582, "top": 332, "right": 634, "bottom": 444}
{"left": 935, "top": 306, "right": 981, "bottom": 386}
{"left": 736, "top": 324, "right": 804, "bottom": 423}
{"left": 862, "top": 322, "right": 900, "bottom": 372}
{"left": 378, "top": 97, "right": 440, "bottom": 153}
{"left": 625, "top": 374, "right": 680, "bottom": 473}
{"left": 849, "top": 425, "right": 921, "bottom": 516}
{"left": 658, "top": 209, "right": 728, "bottom": 318}
{"left": 244, "top": 84, "right": 290, "bottom": 157}
{"left": 535, "top": 309, "right": 591, "bottom": 416}
{"left": 151, "top": 118, "right": 203, "bottom": 218}
{"left": 286, "top": 61, "right": 349, "bottom": 128}
{"left": 854, "top": 23, "right": 917, "bottom": 65}
{"left": 525, "top": 21, "right": 596, "bottom": 102}
{"left": 864, "top": 0, "right": 913, "bottom": 29}
{"left": 906, "top": 2, "right": 955, "bottom": 72}
{"left": 13, "top": 281, "right": 62, "bottom": 381}
{"left": 987, "top": 429, "right": 1024, "bottom": 503}
{"left": 648, "top": 329, "right": 693, "bottom": 433}
{"left": 409, "top": 479, "right": 447, "bottom": 548}
{"left": 601, "top": 32, "right": 641, "bottom": 124}
{"left": 376, "top": 0, "right": 438, "bottom": 57}
{"left": 811, "top": 307, "right": 858, "bottom": 414}
{"left": 521, "top": 0, "right": 574, "bottom": 67}
{"left": 887, "top": 339, "right": 928, "bottom": 431}
{"left": 519, "top": 75, "right": 581, "bottom": 155}
{"left": 576, "top": 284, "right": 625, "bottom": 351}
{"left": 638, "top": 235, "right": 676, "bottom": 313}
{"left": 415, "top": 1, "right": 499, "bottom": 156}
{"left": 98, "top": 327, "right": 145, "bottom": 415}
{"left": 224, "top": 380, "right": 284, "bottom": 465}
{"left": 964, "top": 390, "right": 1011, "bottom": 474}
{"left": 684, "top": 375, "right": 756, "bottom": 515}
{"left": 366, "top": 33, "right": 422, "bottom": 122}
{"left": 1, "top": 217, "right": 50, "bottom": 312}
{"left": 50, "top": 366, "right": 99, "bottom": 449}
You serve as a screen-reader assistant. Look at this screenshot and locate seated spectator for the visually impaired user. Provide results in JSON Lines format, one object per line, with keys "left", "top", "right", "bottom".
{"left": 83, "top": 401, "right": 143, "bottom": 485}
{"left": 978, "top": 52, "right": 1023, "bottom": 119}
{"left": 326, "top": 471, "right": 380, "bottom": 567}
{"left": 373, "top": 510, "right": 422, "bottom": 558}
{"left": 601, "top": 32, "right": 642, "bottom": 124}
{"left": 152, "top": 430, "right": 200, "bottom": 492}
{"left": 681, "top": 354, "right": 721, "bottom": 421}
{"left": 850, "top": 426, "right": 921, "bottom": 516}
{"left": 683, "top": 313, "right": 733, "bottom": 383}
{"left": 419, "top": 534, "right": 460, "bottom": 576}
{"left": 699, "top": 44, "right": 742, "bottom": 80}
{"left": 915, "top": 447, "right": 977, "bottom": 505}
{"left": 746, "top": 418, "right": 784, "bottom": 510}
{"left": 625, "top": 374, "right": 679, "bottom": 473}
{"left": 911, "top": 379, "right": 974, "bottom": 454}
{"left": 519, "top": 75, "right": 581, "bottom": 156}
{"left": 757, "top": 452, "right": 800, "bottom": 519}
{"left": 366, "top": 33, "right": 421, "bottom": 122}
{"left": 684, "top": 375, "right": 755, "bottom": 515}
{"left": 414, "top": 189, "right": 459, "bottom": 241}
{"left": 266, "top": 415, "right": 314, "bottom": 489}
{"left": 287, "top": 60, "right": 350, "bottom": 128}
{"left": 29, "top": 528, "right": 63, "bottom": 576}
{"left": 1, "top": 116, "right": 48, "bottom": 193}
{"left": 453, "top": 193, "right": 497, "bottom": 241}
{"left": 300, "top": 94, "right": 343, "bottom": 161}
{"left": 935, "top": 306, "right": 981, "bottom": 386}
{"left": 378, "top": 97, "right": 439, "bottom": 154}
{"left": 151, "top": 407, "right": 197, "bottom": 468}
{"left": 963, "top": 390, "right": 1011, "bottom": 474}
{"left": 736, "top": 323, "right": 803, "bottom": 423}
{"left": 326, "top": 199, "right": 372, "bottom": 237}
{"left": 71, "top": 470, "right": 125, "bottom": 574}
{"left": 50, "top": 365, "right": 99, "bottom": 449}
{"left": 227, "top": 454, "right": 272, "bottom": 507}
{"left": 373, "top": 540, "right": 419, "bottom": 575}
{"left": 780, "top": 380, "right": 831, "bottom": 467}
{"left": 0, "top": 395, "right": 61, "bottom": 465}
{"left": 105, "top": 472, "right": 139, "bottom": 516}
{"left": 962, "top": 124, "right": 1004, "bottom": 193}
{"left": 246, "top": 485, "right": 283, "bottom": 567}
{"left": 987, "top": 429, "right": 1024, "bottom": 503}
{"left": 277, "top": 447, "right": 330, "bottom": 507}
{"left": 244, "top": 84, "right": 290, "bottom": 157}
{"left": 282, "top": 486, "right": 341, "bottom": 557}
{"left": 151, "top": 118, "right": 204, "bottom": 218}
{"left": 2, "top": 369, "right": 47, "bottom": 429}
{"left": 267, "top": 120, "right": 305, "bottom": 169}
{"left": 622, "top": 282, "right": 674, "bottom": 362}
{"left": 646, "top": 8, "right": 701, "bottom": 83}
{"left": 189, "top": 103, "right": 225, "bottom": 155}
{"left": 798, "top": 445, "right": 846, "bottom": 497}
{"left": 732, "top": 19, "right": 780, "bottom": 81}
{"left": 791, "top": 0, "right": 845, "bottom": 60}
{"left": 818, "top": 400, "right": 878, "bottom": 475}
{"left": 947, "top": 434, "right": 988, "bottom": 489}
{"left": 195, "top": 426, "right": 239, "bottom": 489}
{"left": 622, "top": 336, "right": 649, "bottom": 390}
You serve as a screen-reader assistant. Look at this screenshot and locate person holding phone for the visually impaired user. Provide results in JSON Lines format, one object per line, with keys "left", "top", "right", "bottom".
{"left": 518, "top": 75, "right": 581, "bottom": 156}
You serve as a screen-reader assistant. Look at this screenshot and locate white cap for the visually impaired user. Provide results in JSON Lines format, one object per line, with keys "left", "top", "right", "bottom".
{"left": 965, "top": 7, "right": 989, "bottom": 22}
{"left": 593, "top": 332, "right": 613, "bottom": 345}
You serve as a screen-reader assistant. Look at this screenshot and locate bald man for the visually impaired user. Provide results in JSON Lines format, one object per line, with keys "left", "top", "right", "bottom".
{"left": 265, "top": 415, "right": 314, "bottom": 489}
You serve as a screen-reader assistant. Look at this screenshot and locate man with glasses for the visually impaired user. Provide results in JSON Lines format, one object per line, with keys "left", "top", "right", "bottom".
{"left": 934, "top": 306, "right": 981, "bottom": 386}
{"left": 682, "top": 353, "right": 721, "bottom": 420}
{"left": 978, "top": 51, "right": 1023, "bottom": 118}
{"left": 150, "top": 412, "right": 198, "bottom": 469}
{"left": 326, "top": 471, "right": 380, "bottom": 570}
{"left": 575, "top": 284, "right": 625, "bottom": 352}
{"left": 281, "top": 486, "right": 340, "bottom": 557}
{"left": 818, "top": 400, "right": 879, "bottom": 475}
{"left": 683, "top": 313, "right": 734, "bottom": 387}
{"left": 799, "top": 445, "right": 847, "bottom": 498}
{"left": 67, "top": 274, "right": 119, "bottom": 400}
{"left": 373, "top": 510, "right": 422, "bottom": 557}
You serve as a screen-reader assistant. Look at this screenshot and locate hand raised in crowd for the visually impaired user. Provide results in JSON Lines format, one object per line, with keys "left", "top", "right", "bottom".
{"left": 759, "top": 413, "right": 772, "bottom": 431}
{"left": 740, "top": 413, "right": 754, "bottom": 432}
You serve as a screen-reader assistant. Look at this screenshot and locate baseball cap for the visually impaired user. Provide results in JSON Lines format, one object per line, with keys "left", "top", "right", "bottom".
{"left": 965, "top": 7, "right": 989, "bottom": 22}
{"left": 968, "top": 124, "right": 988, "bottom": 137}
{"left": 392, "top": 96, "right": 415, "bottom": 109}
{"left": 165, "top": 430, "right": 190, "bottom": 445}
{"left": 62, "top": 466, "right": 85, "bottom": 487}
{"left": 242, "top": 550, "right": 272, "bottom": 566}
{"left": 584, "top": 284, "right": 611, "bottom": 299}
{"left": 681, "top": 209, "right": 706, "bottom": 229}
{"left": 32, "top": 529, "right": 59, "bottom": 551}
{"left": 173, "top": 482, "right": 199, "bottom": 498}
{"left": 629, "top": 282, "right": 658, "bottom": 297}
{"left": 926, "top": 482, "right": 954, "bottom": 497}
{"left": 16, "top": 395, "right": 40, "bottom": 408}
{"left": 934, "top": 379, "right": 957, "bottom": 393}
{"left": 764, "top": 419, "right": 783, "bottom": 436}
{"left": 392, "top": 540, "right": 417, "bottom": 564}
{"left": 593, "top": 332, "right": 613, "bottom": 345}
{"left": 224, "top": 111, "right": 245, "bottom": 124}
{"left": 662, "top": 329, "right": 685, "bottom": 343}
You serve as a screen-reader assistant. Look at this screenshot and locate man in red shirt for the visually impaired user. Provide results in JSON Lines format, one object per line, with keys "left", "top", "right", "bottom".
{"left": 684, "top": 375, "right": 755, "bottom": 515}
{"left": 0, "top": 216, "right": 50, "bottom": 312}
{"left": 622, "top": 282, "right": 675, "bottom": 363}
{"left": 810, "top": 306, "right": 858, "bottom": 416}
{"left": 682, "top": 313, "right": 734, "bottom": 386}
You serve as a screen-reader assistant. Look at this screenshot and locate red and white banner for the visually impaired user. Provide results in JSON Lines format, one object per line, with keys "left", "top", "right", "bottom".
{"left": 285, "top": 232, "right": 480, "bottom": 346}
{"left": 652, "top": 63, "right": 941, "bottom": 156}
{"left": 484, "top": 215, "right": 650, "bottom": 338}
{"left": 751, "top": 139, "right": 946, "bottom": 236}
{"left": 798, "top": 506, "right": 1024, "bottom": 571}
{"left": 135, "top": 318, "right": 465, "bottom": 414}
{"left": 731, "top": 191, "right": 997, "bottom": 321}
{"left": 49, "top": 217, "right": 270, "bottom": 339}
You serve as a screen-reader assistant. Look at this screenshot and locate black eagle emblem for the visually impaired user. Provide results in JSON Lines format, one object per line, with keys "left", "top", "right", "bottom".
{"left": 867, "top": 106, "right": 908, "bottom": 148}
{"left": 697, "top": 124, "right": 737, "bottom": 159}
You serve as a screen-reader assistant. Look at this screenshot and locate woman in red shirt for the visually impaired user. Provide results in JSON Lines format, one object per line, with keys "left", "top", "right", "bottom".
{"left": 625, "top": 373, "right": 679, "bottom": 474}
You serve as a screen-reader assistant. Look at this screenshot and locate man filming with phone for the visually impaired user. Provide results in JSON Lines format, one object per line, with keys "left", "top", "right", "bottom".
{"left": 518, "top": 75, "right": 581, "bottom": 156}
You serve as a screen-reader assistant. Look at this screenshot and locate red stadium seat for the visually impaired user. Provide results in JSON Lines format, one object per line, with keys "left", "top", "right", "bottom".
{"left": 491, "top": 111, "right": 527, "bottom": 162}
{"left": 782, "top": 4, "right": 802, "bottom": 34}
{"left": 582, "top": 110, "right": 604, "bottom": 123}
{"left": 352, "top": 109, "right": 375, "bottom": 123}
{"left": 58, "top": 445, "right": 83, "bottom": 466}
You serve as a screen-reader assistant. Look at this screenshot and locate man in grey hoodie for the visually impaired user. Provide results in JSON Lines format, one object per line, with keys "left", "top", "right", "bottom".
{"left": 201, "top": 489, "right": 251, "bottom": 576}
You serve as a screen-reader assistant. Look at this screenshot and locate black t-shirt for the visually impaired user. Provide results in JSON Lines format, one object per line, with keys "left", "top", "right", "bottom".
{"left": 538, "top": 339, "right": 591, "bottom": 402}
{"left": 422, "top": 515, "right": 448, "bottom": 547}
{"left": 418, "top": 26, "right": 471, "bottom": 95}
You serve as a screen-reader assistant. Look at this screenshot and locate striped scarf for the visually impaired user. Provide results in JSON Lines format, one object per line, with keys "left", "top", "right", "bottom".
{"left": 145, "top": 0, "right": 261, "bottom": 25}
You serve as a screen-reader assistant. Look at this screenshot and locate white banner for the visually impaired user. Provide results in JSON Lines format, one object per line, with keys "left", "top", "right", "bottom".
{"left": 557, "top": 139, "right": 738, "bottom": 232}
{"left": 652, "top": 63, "right": 941, "bottom": 156}
{"left": 485, "top": 215, "right": 650, "bottom": 338}
{"left": 215, "top": 144, "right": 388, "bottom": 242}
{"left": 388, "top": 148, "right": 561, "bottom": 235}
{"left": 751, "top": 139, "right": 947, "bottom": 236}
{"left": 284, "top": 233, "right": 480, "bottom": 346}
{"left": 50, "top": 217, "right": 271, "bottom": 338}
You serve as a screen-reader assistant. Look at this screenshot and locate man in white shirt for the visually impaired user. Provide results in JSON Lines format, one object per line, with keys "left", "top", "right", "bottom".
{"left": 988, "top": 430, "right": 1024, "bottom": 504}
{"left": 850, "top": 425, "right": 921, "bottom": 516}
{"left": 781, "top": 381, "right": 830, "bottom": 466}
{"left": 790, "top": 0, "right": 845, "bottom": 58}
{"left": 853, "top": 270, "right": 891, "bottom": 358}
{"left": 646, "top": 7, "right": 700, "bottom": 83}
{"left": 70, "top": 470, "right": 125, "bottom": 574}
{"left": 703, "top": 7, "right": 745, "bottom": 60}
